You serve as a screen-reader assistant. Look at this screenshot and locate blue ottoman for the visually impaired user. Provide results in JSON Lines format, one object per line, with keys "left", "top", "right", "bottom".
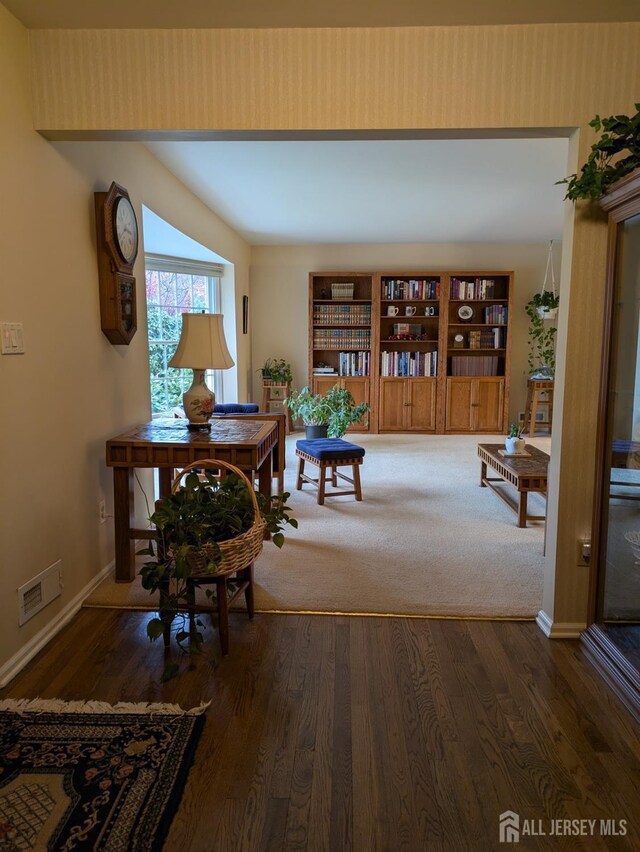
{"left": 295, "top": 438, "right": 365, "bottom": 504}
{"left": 213, "top": 403, "right": 260, "bottom": 415}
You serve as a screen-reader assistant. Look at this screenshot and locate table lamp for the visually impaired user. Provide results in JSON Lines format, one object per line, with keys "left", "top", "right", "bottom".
{"left": 168, "top": 313, "right": 235, "bottom": 430}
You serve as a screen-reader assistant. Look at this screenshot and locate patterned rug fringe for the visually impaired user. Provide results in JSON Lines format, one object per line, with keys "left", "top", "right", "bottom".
{"left": 0, "top": 698, "right": 210, "bottom": 716}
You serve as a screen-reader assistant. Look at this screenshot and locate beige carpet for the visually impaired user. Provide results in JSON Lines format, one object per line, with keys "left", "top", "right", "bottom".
{"left": 85, "top": 433, "right": 550, "bottom": 618}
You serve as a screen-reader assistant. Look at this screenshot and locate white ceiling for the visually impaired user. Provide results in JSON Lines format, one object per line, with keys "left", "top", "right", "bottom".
{"left": 146, "top": 138, "right": 569, "bottom": 245}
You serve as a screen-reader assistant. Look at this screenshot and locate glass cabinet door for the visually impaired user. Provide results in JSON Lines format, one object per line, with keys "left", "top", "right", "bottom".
{"left": 594, "top": 211, "right": 640, "bottom": 672}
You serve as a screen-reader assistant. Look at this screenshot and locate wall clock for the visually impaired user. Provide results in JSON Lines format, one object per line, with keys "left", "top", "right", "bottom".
{"left": 457, "top": 304, "right": 474, "bottom": 322}
{"left": 94, "top": 182, "right": 139, "bottom": 345}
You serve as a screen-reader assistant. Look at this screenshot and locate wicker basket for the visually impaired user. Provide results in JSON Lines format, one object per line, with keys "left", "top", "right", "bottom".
{"left": 170, "top": 459, "right": 266, "bottom": 577}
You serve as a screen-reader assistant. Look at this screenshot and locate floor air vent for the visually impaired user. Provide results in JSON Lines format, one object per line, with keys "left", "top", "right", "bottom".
{"left": 18, "top": 560, "right": 62, "bottom": 626}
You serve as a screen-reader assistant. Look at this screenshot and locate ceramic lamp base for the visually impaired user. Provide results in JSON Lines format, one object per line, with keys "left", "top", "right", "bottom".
{"left": 183, "top": 369, "right": 215, "bottom": 427}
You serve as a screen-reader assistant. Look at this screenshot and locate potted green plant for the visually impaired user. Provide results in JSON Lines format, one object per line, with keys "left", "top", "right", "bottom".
{"left": 505, "top": 422, "right": 526, "bottom": 455}
{"left": 557, "top": 103, "right": 640, "bottom": 201}
{"left": 259, "top": 358, "right": 293, "bottom": 384}
{"left": 284, "top": 384, "right": 370, "bottom": 438}
{"left": 525, "top": 295, "right": 558, "bottom": 379}
{"left": 139, "top": 463, "right": 297, "bottom": 680}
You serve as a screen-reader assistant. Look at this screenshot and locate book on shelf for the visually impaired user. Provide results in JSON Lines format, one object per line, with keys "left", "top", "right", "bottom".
{"left": 381, "top": 278, "right": 440, "bottom": 301}
{"left": 313, "top": 367, "right": 338, "bottom": 374}
{"left": 450, "top": 278, "right": 497, "bottom": 300}
{"left": 450, "top": 355, "right": 499, "bottom": 376}
{"left": 380, "top": 349, "right": 437, "bottom": 377}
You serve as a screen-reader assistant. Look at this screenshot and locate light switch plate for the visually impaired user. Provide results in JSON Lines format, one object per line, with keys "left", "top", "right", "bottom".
{"left": 1, "top": 322, "right": 25, "bottom": 354}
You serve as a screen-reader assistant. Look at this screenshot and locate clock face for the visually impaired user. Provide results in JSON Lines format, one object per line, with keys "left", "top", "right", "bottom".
{"left": 114, "top": 196, "right": 138, "bottom": 264}
{"left": 458, "top": 304, "right": 474, "bottom": 322}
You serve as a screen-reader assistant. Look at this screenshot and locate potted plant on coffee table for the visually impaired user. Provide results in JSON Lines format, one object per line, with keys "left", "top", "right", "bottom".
{"left": 139, "top": 460, "right": 297, "bottom": 680}
{"left": 505, "top": 422, "right": 526, "bottom": 455}
{"left": 284, "top": 384, "right": 369, "bottom": 438}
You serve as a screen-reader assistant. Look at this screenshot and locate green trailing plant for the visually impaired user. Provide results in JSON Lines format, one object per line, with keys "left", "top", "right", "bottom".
{"left": 525, "top": 296, "right": 557, "bottom": 376}
{"left": 259, "top": 357, "right": 293, "bottom": 383}
{"left": 138, "top": 470, "right": 297, "bottom": 680}
{"left": 284, "top": 384, "right": 370, "bottom": 437}
{"left": 558, "top": 104, "right": 640, "bottom": 200}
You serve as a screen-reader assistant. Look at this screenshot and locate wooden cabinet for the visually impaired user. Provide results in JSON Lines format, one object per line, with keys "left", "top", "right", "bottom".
{"left": 309, "top": 273, "right": 374, "bottom": 432}
{"left": 379, "top": 377, "right": 436, "bottom": 432}
{"left": 445, "top": 377, "right": 504, "bottom": 432}
{"left": 313, "top": 375, "right": 370, "bottom": 431}
{"left": 443, "top": 273, "right": 512, "bottom": 433}
{"left": 307, "top": 269, "right": 512, "bottom": 434}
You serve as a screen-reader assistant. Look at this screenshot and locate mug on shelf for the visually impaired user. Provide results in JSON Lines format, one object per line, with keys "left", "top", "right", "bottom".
{"left": 425, "top": 306, "right": 437, "bottom": 316}
{"left": 387, "top": 305, "right": 399, "bottom": 316}
{"left": 405, "top": 305, "right": 417, "bottom": 316}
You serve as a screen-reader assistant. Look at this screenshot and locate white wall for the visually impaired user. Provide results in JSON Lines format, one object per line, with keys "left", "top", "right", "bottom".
{"left": 0, "top": 5, "right": 250, "bottom": 679}
{"left": 250, "top": 242, "right": 562, "bottom": 423}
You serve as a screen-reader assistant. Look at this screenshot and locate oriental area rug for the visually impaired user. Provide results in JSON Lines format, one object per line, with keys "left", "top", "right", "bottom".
{"left": 0, "top": 698, "right": 207, "bottom": 851}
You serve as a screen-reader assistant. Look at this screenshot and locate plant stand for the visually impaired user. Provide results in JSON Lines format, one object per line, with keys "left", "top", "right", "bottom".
{"left": 262, "top": 380, "right": 293, "bottom": 432}
{"left": 523, "top": 379, "right": 554, "bottom": 437}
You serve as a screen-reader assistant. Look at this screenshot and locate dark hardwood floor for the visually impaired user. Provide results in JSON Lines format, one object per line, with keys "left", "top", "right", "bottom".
{"left": 2, "top": 610, "right": 639, "bottom": 851}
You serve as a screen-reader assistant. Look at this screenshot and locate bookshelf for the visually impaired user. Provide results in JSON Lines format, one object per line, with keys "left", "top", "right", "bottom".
{"left": 307, "top": 270, "right": 513, "bottom": 434}
{"left": 444, "top": 273, "right": 512, "bottom": 432}
{"left": 309, "top": 273, "right": 375, "bottom": 432}
{"left": 378, "top": 274, "right": 441, "bottom": 432}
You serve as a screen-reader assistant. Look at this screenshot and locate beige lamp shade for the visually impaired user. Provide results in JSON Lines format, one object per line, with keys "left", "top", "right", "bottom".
{"left": 168, "top": 313, "right": 234, "bottom": 370}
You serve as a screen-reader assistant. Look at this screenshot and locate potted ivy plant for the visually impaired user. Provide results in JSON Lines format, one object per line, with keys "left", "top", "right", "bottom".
{"left": 139, "top": 464, "right": 297, "bottom": 680}
{"left": 557, "top": 103, "right": 640, "bottom": 201}
{"left": 525, "top": 295, "right": 558, "bottom": 379}
{"left": 284, "top": 384, "right": 370, "bottom": 439}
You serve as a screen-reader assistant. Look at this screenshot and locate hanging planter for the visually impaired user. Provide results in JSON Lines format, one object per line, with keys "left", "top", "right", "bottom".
{"left": 525, "top": 241, "right": 559, "bottom": 377}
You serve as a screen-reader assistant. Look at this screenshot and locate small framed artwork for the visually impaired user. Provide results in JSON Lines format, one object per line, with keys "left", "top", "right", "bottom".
{"left": 242, "top": 295, "right": 249, "bottom": 334}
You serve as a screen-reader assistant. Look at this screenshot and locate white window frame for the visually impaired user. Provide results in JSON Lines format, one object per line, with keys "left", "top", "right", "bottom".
{"left": 144, "top": 254, "right": 225, "bottom": 416}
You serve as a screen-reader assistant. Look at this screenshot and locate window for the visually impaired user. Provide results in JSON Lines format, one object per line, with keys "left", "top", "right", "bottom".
{"left": 145, "top": 254, "right": 224, "bottom": 415}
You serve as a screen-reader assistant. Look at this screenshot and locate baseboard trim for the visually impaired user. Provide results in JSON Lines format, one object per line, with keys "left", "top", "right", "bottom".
{"left": 0, "top": 561, "right": 114, "bottom": 688}
{"left": 536, "top": 610, "right": 585, "bottom": 638}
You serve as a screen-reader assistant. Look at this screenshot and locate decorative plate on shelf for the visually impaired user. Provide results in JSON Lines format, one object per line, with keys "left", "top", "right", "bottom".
{"left": 457, "top": 305, "right": 473, "bottom": 322}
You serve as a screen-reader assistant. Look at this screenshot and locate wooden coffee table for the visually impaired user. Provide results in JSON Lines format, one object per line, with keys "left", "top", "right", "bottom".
{"left": 477, "top": 443, "right": 549, "bottom": 527}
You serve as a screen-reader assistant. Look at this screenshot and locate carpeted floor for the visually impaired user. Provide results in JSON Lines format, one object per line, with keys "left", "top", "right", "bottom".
{"left": 85, "top": 433, "right": 550, "bottom": 618}
{"left": 0, "top": 698, "right": 206, "bottom": 851}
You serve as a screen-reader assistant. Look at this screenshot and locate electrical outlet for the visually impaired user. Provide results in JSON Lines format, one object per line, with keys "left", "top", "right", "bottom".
{"left": 577, "top": 539, "right": 591, "bottom": 566}
{"left": 99, "top": 499, "right": 107, "bottom": 524}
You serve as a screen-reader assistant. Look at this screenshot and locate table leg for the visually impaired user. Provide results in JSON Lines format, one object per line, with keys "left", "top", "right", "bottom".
{"left": 518, "top": 491, "right": 528, "bottom": 528}
{"left": 113, "top": 466, "right": 136, "bottom": 582}
{"left": 158, "top": 467, "right": 173, "bottom": 497}
{"left": 480, "top": 459, "right": 487, "bottom": 486}
{"left": 258, "top": 452, "right": 273, "bottom": 498}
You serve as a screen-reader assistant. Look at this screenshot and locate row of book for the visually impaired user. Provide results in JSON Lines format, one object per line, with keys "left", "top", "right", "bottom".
{"left": 313, "top": 329, "right": 371, "bottom": 349}
{"left": 450, "top": 355, "right": 500, "bottom": 376}
{"left": 450, "top": 278, "right": 499, "bottom": 300}
{"left": 482, "top": 304, "right": 508, "bottom": 324}
{"left": 313, "top": 304, "right": 371, "bottom": 325}
{"left": 338, "top": 351, "right": 371, "bottom": 376}
{"left": 468, "top": 328, "right": 506, "bottom": 349}
{"left": 382, "top": 279, "right": 440, "bottom": 301}
{"left": 380, "top": 350, "right": 438, "bottom": 377}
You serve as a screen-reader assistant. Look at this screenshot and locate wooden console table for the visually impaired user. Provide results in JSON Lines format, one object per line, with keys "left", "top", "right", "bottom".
{"left": 477, "top": 443, "right": 549, "bottom": 527}
{"left": 106, "top": 418, "right": 278, "bottom": 582}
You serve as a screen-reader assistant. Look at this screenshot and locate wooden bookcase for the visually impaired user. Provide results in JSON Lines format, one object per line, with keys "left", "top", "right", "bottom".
{"left": 378, "top": 273, "right": 442, "bottom": 433}
{"left": 307, "top": 270, "right": 512, "bottom": 434}
{"left": 309, "top": 273, "right": 375, "bottom": 432}
{"left": 443, "top": 272, "right": 512, "bottom": 433}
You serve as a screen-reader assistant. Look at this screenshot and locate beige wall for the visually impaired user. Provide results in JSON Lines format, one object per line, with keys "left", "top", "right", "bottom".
{"left": 4, "top": 16, "right": 640, "bottom": 649}
{"left": 250, "top": 242, "right": 561, "bottom": 424}
{"left": 0, "top": 5, "right": 250, "bottom": 679}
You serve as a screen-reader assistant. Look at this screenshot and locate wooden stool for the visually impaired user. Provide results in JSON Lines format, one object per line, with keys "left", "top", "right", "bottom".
{"left": 262, "top": 381, "right": 293, "bottom": 433}
{"left": 161, "top": 563, "right": 254, "bottom": 657}
{"left": 295, "top": 438, "right": 365, "bottom": 505}
{"left": 523, "top": 379, "right": 554, "bottom": 436}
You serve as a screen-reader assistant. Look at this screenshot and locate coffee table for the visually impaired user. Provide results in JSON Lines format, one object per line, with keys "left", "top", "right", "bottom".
{"left": 477, "top": 443, "right": 549, "bottom": 527}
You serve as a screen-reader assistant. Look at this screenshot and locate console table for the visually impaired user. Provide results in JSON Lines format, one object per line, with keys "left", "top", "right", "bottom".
{"left": 477, "top": 443, "right": 549, "bottom": 527}
{"left": 106, "top": 418, "right": 278, "bottom": 581}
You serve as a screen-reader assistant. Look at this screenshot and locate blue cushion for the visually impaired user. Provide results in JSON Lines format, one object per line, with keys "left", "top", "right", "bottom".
{"left": 213, "top": 403, "right": 260, "bottom": 414}
{"left": 296, "top": 438, "right": 365, "bottom": 461}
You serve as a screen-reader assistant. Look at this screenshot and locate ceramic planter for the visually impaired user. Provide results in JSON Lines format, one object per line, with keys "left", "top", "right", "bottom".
{"left": 505, "top": 436, "right": 526, "bottom": 454}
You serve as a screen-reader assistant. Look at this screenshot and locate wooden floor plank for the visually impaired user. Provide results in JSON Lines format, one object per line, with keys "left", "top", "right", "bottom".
{"left": 1, "top": 609, "right": 639, "bottom": 850}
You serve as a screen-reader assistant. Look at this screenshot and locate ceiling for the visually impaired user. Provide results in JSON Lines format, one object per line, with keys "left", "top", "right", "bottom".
{"left": 4, "top": 0, "right": 639, "bottom": 29}
{"left": 146, "top": 138, "right": 569, "bottom": 245}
